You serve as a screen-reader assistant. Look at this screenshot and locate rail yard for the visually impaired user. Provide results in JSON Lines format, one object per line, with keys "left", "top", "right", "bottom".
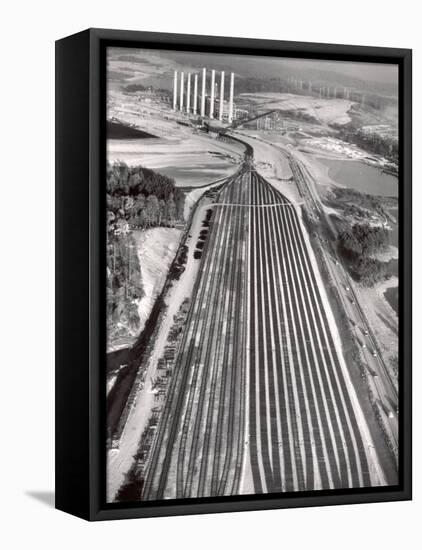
{"left": 106, "top": 54, "right": 399, "bottom": 502}
{"left": 128, "top": 141, "right": 386, "bottom": 500}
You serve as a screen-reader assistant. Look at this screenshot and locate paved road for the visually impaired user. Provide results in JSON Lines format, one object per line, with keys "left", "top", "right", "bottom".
{"left": 289, "top": 155, "right": 398, "bottom": 455}
{"left": 237, "top": 128, "right": 398, "bottom": 458}
{"left": 247, "top": 168, "right": 380, "bottom": 492}
{"left": 141, "top": 156, "right": 383, "bottom": 500}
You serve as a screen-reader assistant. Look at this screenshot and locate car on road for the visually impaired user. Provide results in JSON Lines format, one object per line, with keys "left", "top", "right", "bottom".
{"left": 367, "top": 366, "right": 378, "bottom": 377}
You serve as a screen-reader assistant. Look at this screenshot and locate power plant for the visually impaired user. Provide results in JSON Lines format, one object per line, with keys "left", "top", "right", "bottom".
{"left": 173, "top": 68, "right": 235, "bottom": 124}
{"left": 219, "top": 71, "right": 225, "bottom": 121}
{"left": 200, "top": 68, "right": 206, "bottom": 117}
{"left": 193, "top": 74, "right": 198, "bottom": 115}
{"left": 179, "top": 71, "right": 184, "bottom": 112}
{"left": 210, "top": 69, "right": 215, "bottom": 119}
{"left": 186, "top": 73, "right": 191, "bottom": 113}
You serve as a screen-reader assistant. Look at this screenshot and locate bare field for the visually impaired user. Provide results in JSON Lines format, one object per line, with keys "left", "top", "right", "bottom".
{"left": 107, "top": 89, "right": 245, "bottom": 187}
{"left": 107, "top": 134, "right": 242, "bottom": 187}
{"left": 240, "top": 92, "right": 354, "bottom": 126}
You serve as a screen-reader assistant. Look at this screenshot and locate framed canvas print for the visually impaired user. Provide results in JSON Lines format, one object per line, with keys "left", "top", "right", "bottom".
{"left": 55, "top": 28, "right": 412, "bottom": 521}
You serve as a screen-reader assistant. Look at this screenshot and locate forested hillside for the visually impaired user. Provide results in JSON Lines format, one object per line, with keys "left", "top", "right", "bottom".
{"left": 106, "top": 162, "right": 185, "bottom": 231}
{"left": 106, "top": 162, "right": 185, "bottom": 350}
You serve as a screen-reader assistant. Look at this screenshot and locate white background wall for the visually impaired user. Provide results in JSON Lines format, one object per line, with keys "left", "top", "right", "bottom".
{"left": 0, "top": 0, "right": 419, "bottom": 547}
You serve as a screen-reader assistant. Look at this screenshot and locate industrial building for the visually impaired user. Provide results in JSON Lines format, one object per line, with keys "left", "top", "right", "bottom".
{"left": 205, "top": 97, "right": 235, "bottom": 123}
{"left": 173, "top": 68, "right": 236, "bottom": 124}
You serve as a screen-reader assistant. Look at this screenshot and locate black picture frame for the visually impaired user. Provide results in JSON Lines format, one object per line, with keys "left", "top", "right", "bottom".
{"left": 55, "top": 27, "right": 412, "bottom": 521}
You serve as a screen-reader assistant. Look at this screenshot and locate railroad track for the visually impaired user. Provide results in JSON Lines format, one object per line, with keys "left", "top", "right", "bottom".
{"left": 247, "top": 170, "right": 373, "bottom": 491}
{"left": 212, "top": 174, "right": 248, "bottom": 497}
{"left": 140, "top": 142, "right": 384, "bottom": 501}
{"left": 186, "top": 178, "right": 243, "bottom": 498}
{"left": 294, "top": 157, "right": 397, "bottom": 402}
{"left": 143, "top": 167, "right": 249, "bottom": 500}
{"left": 176, "top": 189, "right": 233, "bottom": 497}
{"left": 142, "top": 171, "right": 239, "bottom": 499}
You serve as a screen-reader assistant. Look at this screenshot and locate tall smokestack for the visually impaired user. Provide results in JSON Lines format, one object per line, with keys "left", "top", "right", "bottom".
{"left": 210, "top": 69, "right": 215, "bottom": 119}
{"left": 219, "top": 71, "right": 225, "bottom": 122}
{"left": 180, "top": 72, "right": 184, "bottom": 111}
{"left": 173, "top": 70, "right": 178, "bottom": 110}
{"left": 186, "top": 73, "right": 191, "bottom": 113}
{"left": 228, "top": 72, "right": 234, "bottom": 123}
{"left": 201, "top": 68, "right": 206, "bottom": 117}
{"left": 193, "top": 74, "right": 198, "bottom": 115}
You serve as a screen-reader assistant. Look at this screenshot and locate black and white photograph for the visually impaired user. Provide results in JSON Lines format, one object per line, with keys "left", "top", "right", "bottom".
{"left": 105, "top": 46, "right": 400, "bottom": 503}
{"left": 2, "top": 0, "right": 419, "bottom": 540}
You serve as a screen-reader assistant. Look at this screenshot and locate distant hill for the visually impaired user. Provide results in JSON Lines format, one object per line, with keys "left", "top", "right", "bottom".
{"left": 158, "top": 51, "right": 398, "bottom": 98}
{"left": 107, "top": 48, "right": 398, "bottom": 110}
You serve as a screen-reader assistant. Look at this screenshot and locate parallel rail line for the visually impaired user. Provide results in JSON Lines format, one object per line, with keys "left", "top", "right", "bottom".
{"left": 140, "top": 145, "right": 382, "bottom": 500}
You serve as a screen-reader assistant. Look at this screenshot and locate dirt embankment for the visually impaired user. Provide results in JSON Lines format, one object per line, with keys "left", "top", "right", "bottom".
{"left": 132, "top": 228, "right": 182, "bottom": 336}
{"left": 106, "top": 226, "right": 182, "bottom": 408}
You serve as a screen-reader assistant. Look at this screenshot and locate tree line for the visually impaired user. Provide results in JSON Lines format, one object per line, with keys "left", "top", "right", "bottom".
{"left": 337, "top": 127, "right": 398, "bottom": 163}
{"left": 123, "top": 83, "right": 148, "bottom": 93}
{"left": 107, "top": 162, "right": 185, "bottom": 232}
{"left": 338, "top": 223, "right": 390, "bottom": 286}
{"left": 106, "top": 162, "right": 185, "bottom": 349}
{"left": 339, "top": 223, "right": 389, "bottom": 257}
{"left": 123, "top": 83, "right": 171, "bottom": 98}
